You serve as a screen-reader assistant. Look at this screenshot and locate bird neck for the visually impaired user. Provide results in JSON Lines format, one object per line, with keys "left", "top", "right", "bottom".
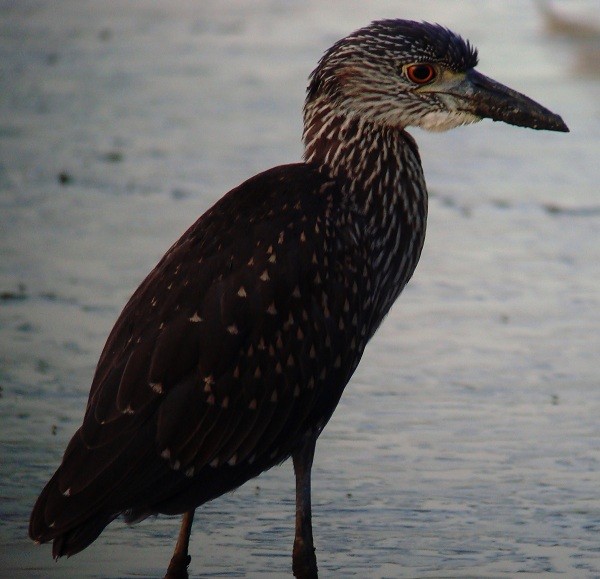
{"left": 302, "top": 98, "right": 428, "bottom": 319}
{"left": 302, "top": 99, "right": 427, "bottom": 226}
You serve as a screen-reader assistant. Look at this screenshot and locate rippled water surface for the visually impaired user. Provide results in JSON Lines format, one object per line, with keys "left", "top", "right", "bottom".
{"left": 1, "top": 1, "right": 599, "bottom": 577}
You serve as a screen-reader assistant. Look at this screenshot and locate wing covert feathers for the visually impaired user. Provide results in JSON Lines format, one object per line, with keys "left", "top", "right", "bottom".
{"left": 30, "top": 163, "right": 371, "bottom": 556}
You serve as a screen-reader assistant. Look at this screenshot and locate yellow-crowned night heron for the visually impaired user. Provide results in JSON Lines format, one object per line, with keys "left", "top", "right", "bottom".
{"left": 30, "top": 19, "right": 568, "bottom": 579}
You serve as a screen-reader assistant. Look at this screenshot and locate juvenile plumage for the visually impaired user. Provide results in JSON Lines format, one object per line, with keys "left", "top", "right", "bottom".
{"left": 29, "top": 19, "right": 567, "bottom": 578}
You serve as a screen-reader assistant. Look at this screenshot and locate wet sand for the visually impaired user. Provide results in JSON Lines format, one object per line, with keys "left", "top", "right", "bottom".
{"left": 1, "top": 1, "right": 599, "bottom": 577}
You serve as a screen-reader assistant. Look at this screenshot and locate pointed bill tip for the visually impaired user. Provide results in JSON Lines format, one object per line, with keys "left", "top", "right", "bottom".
{"left": 464, "top": 69, "right": 570, "bottom": 133}
{"left": 551, "top": 115, "right": 569, "bottom": 133}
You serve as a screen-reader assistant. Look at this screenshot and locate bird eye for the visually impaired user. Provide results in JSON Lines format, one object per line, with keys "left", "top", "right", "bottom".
{"left": 405, "top": 64, "right": 436, "bottom": 84}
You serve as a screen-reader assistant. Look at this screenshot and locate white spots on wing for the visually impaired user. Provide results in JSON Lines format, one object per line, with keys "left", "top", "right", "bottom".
{"left": 206, "top": 394, "right": 215, "bottom": 406}
{"left": 268, "top": 343, "right": 275, "bottom": 357}
{"left": 260, "top": 269, "right": 270, "bottom": 282}
{"left": 300, "top": 231, "right": 307, "bottom": 243}
{"left": 278, "top": 231, "right": 285, "bottom": 245}
{"left": 210, "top": 458, "right": 219, "bottom": 468}
{"left": 172, "top": 460, "right": 181, "bottom": 471}
{"left": 150, "top": 297, "right": 158, "bottom": 307}
{"left": 292, "top": 285, "right": 301, "bottom": 298}
{"left": 249, "top": 398, "right": 257, "bottom": 410}
{"left": 296, "top": 327, "right": 304, "bottom": 340}
{"left": 275, "top": 362, "right": 283, "bottom": 374}
{"left": 254, "top": 367, "right": 261, "bottom": 379}
{"left": 319, "top": 368, "right": 327, "bottom": 381}
{"left": 227, "top": 324, "right": 239, "bottom": 335}
{"left": 62, "top": 487, "right": 71, "bottom": 497}
{"left": 204, "top": 375, "right": 214, "bottom": 392}
{"left": 248, "top": 257, "right": 255, "bottom": 266}
{"left": 293, "top": 384, "right": 300, "bottom": 398}
{"left": 311, "top": 252, "right": 318, "bottom": 265}
{"left": 334, "top": 355, "right": 342, "bottom": 368}
{"left": 228, "top": 454, "right": 238, "bottom": 466}
{"left": 221, "top": 396, "right": 230, "bottom": 409}
{"left": 266, "top": 302, "right": 277, "bottom": 315}
{"left": 121, "top": 405, "right": 134, "bottom": 415}
{"left": 307, "top": 377, "right": 315, "bottom": 389}
{"left": 343, "top": 299, "right": 350, "bottom": 313}
{"left": 339, "top": 318, "right": 345, "bottom": 330}
{"left": 276, "top": 335, "right": 283, "bottom": 349}
{"left": 258, "top": 337, "right": 266, "bottom": 351}
{"left": 237, "top": 286, "right": 247, "bottom": 298}
{"left": 283, "top": 311, "right": 294, "bottom": 331}
{"left": 189, "top": 312, "right": 203, "bottom": 323}
{"left": 309, "top": 345, "right": 316, "bottom": 359}
{"left": 150, "top": 382, "right": 164, "bottom": 394}
{"left": 268, "top": 254, "right": 276, "bottom": 264}
{"left": 161, "top": 448, "right": 171, "bottom": 460}
{"left": 185, "top": 467, "right": 195, "bottom": 478}
{"left": 233, "top": 365, "right": 240, "bottom": 379}
{"left": 271, "top": 390, "right": 278, "bottom": 403}
{"left": 287, "top": 354, "right": 295, "bottom": 367}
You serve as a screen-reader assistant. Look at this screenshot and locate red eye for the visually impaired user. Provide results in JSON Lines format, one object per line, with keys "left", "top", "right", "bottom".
{"left": 405, "top": 64, "right": 436, "bottom": 84}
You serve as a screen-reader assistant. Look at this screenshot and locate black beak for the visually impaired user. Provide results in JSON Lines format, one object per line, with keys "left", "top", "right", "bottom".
{"left": 457, "top": 69, "right": 569, "bottom": 132}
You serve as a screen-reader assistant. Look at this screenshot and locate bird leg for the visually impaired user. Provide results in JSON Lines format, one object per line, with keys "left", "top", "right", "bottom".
{"left": 164, "top": 510, "right": 195, "bottom": 579}
{"left": 292, "top": 432, "right": 319, "bottom": 579}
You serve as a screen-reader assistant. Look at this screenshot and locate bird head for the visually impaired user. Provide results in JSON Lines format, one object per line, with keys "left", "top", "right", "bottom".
{"left": 306, "top": 19, "right": 568, "bottom": 133}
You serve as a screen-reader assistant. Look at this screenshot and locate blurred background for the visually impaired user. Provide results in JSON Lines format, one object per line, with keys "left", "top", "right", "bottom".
{"left": 1, "top": 1, "right": 598, "bottom": 577}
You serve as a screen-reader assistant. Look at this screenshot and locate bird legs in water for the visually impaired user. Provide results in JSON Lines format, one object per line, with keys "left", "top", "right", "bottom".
{"left": 163, "top": 434, "right": 318, "bottom": 579}
{"left": 292, "top": 433, "right": 319, "bottom": 579}
{"left": 165, "top": 510, "right": 195, "bottom": 579}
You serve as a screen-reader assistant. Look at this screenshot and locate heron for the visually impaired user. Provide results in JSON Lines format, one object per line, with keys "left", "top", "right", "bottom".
{"left": 29, "top": 18, "right": 568, "bottom": 578}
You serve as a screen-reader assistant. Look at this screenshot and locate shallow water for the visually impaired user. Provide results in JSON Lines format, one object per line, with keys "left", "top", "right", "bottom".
{"left": 1, "top": 0, "right": 599, "bottom": 577}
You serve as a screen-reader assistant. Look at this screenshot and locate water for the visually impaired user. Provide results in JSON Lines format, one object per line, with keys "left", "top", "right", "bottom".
{"left": 1, "top": 0, "right": 599, "bottom": 577}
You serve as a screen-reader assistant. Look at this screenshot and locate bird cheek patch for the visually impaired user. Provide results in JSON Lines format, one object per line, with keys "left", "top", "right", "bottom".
{"left": 335, "top": 65, "right": 369, "bottom": 96}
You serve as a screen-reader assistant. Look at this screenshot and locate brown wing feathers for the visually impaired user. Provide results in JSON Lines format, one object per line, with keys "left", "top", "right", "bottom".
{"left": 30, "top": 165, "right": 367, "bottom": 556}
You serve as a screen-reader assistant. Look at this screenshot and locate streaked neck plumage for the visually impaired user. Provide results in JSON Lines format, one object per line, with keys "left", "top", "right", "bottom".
{"left": 302, "top": 95, "right": 429, "bottom": 325}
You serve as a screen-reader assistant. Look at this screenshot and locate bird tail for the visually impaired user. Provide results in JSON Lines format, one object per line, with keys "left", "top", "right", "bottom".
{"left": 29, "top": 468, "right": 117, "bottom": 558}
{"left": 29, "top": 418, "right": 174, "bottom": 558}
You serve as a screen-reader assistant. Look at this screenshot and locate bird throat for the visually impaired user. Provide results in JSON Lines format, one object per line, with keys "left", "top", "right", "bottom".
{"left": 303, "top": 98, "right": 429, "bottom": 322}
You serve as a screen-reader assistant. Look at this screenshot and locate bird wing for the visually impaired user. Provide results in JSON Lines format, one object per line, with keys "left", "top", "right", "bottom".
{"left": 31, "top": 163, "right": 370, "bottom": 546}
